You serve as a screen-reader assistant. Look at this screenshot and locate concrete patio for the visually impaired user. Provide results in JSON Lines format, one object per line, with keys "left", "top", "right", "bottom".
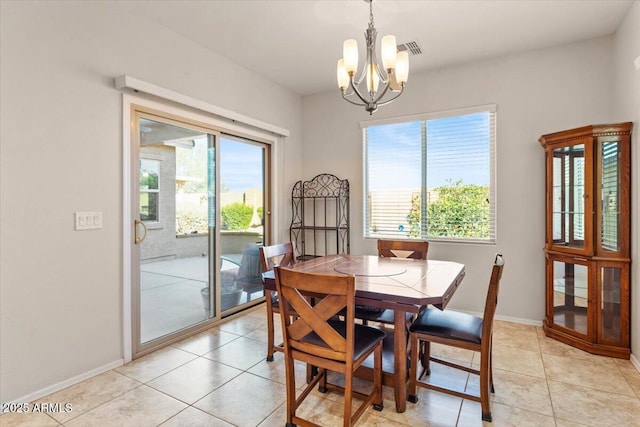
{"left": 140, "top": 256, "right": 262, "bottom": 343}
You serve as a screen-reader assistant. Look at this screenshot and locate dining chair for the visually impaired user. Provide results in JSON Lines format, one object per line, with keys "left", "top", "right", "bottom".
{"left": 377, "top": 239, "right": 429, "bottom": 260}
{"left": 274, "top": 266, "right": 385, "bottom": 427}
{"left": 235, "top": 243, "right": 264, "bottom": 301}
{"left": 407, "top": 254, "right": 505, "bottom": 422}
{"left": 354, "top": 239, "right": 429, "bottom": 326}
{"left": 258, "top": 242, "right": 296, "bottom": 362}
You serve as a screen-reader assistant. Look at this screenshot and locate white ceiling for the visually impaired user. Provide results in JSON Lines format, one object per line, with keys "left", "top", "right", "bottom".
{"left": 123, "top": 0, "right": 634, "bottom": 96}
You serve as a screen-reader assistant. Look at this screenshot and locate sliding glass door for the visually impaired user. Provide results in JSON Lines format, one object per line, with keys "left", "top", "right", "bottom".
{"left": 131, "top": 107, "right": 269, "bottom": 356}
{"left": 219, "top": 136, "right": 267, "bottom": 310}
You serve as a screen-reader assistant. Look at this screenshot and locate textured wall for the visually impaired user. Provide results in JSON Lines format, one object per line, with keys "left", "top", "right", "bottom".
{"left": 613, "top": 0, "right": 640, "bottom": 364}
{"left": 0, "top": 1, "right": 302, "bottom": 403}
{"left": 302, "top": 36, "right": 615, "bottom": 323}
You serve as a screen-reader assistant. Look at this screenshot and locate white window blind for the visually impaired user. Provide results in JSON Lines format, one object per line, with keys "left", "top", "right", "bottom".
{"left": 363, "top": 105, "right": 496, "bottom": 243}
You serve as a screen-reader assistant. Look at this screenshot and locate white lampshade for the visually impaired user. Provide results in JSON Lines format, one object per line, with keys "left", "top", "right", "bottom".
{"left": 366, "top": 63, "right": 380, "bottom": 93}
{"left": 337, "top": 59, "right": 350, "bottom": 90}
{"left": 381, "top": 35, "right": 397, "bottom": 71}
{"left": 343, "top": 39, "right": 358, "bottom": 74}
{"left": 395, "top": 51, "right": 409, "bottom": 84}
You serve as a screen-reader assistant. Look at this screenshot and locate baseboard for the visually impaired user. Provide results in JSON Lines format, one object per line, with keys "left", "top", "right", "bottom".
{"left": 4, "top": 358, "right": 124, "bottom": 406}
{"left": 458, "top": 310, "right": 639, "bottom": 367}
{"left": 455, "top": 309, "right": 543, "bottom": 327}
{"left": 493, "top": 314, "right": 543, "bottom": 327}
{"left": 630, "top": 353, "right": 640, "bottom": 373}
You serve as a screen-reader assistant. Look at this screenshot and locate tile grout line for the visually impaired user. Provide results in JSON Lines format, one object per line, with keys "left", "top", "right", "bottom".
{"left": 7, "top": 315, "right": 635, "bottom": 426}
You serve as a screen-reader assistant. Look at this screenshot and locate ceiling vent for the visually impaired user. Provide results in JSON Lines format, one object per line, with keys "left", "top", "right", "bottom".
{"left": 397, "top": 41, "right": 423, "bottom": 56}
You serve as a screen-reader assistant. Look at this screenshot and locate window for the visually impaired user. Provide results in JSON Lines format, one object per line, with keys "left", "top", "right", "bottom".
{"left": 363, "top": 105, "right": 496, "bottom": 243}
{"left": 140, "top": 158, "right": 160, "bottom": 222}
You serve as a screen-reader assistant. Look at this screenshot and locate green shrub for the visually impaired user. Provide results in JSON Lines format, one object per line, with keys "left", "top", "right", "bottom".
{"left": 427, "top": 180, "right": 490, "bottom": 239}
{"left": 404, "top": 180, "right": 490, "bottom": 239}
{"left": 406, "top": 194, "right": 421, "bottom": 238}
{"left": 221, "top": 203, "right": 253, "bottom": 230}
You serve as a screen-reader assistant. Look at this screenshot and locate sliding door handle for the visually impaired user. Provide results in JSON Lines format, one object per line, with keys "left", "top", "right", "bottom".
{"left": 134, "top": 219, "right": 147, "bottom": 244}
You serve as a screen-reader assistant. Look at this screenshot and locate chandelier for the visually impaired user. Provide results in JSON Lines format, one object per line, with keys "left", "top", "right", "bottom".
{"left": 337, "top": 0, "right": 409, "bottom": 115}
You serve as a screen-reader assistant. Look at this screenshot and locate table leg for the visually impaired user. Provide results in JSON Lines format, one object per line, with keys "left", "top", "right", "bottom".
{"left": 393, "top": 310, "right": 407, "bottom": 412}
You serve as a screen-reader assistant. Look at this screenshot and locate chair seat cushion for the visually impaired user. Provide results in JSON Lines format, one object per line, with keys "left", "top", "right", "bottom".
{"left": 410, "top": 307, "right": 483, "bottom": 344}
{"left": 300, "top": 320, "right": 386, "bottom": 361}
{"left": 355, "top": 304, "right": 385, "bottom": 314}
{"left": 355, "top": 307, "right": 414, "bottom": 324}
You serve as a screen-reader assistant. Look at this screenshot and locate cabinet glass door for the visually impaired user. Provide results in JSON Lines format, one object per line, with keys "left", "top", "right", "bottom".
{"left": 551, "top": 144, "right": 586, "bottom": 250}
{"left": 598, "top": 140, "right": 621, "bottom": 253}
{"left": 551, "top": 258, "right": 590, "bottom": 336}
{"left": 598, "top": 263, "right": 628, "bottom": 345}
{"left": 599, "top": 265, "right": 621, "bottom": 342}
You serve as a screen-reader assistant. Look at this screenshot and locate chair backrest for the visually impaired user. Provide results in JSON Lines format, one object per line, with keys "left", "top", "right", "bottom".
{"left": 481, "top": 254, "right": 505, "bottom": 344}
{"left": 235, "top": 244, "right": 263, "bottom": 289}
{"left": 377, "top": 239, "right": 429, "bottom": 260}
{"left": 274, "top": 266, "right": 356, "bottom": 363}
{"left": 259, "top": 242, "right": 296, "bottom": 273}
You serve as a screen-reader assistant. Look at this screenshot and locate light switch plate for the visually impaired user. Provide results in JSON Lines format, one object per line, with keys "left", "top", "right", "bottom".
{"left": 75, "top": 211, "right": 103, "bottom": 230}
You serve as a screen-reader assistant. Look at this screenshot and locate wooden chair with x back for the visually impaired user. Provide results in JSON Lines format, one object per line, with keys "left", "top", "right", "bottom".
{"left": 259, "top": 242, "right": 296, "bottom": 362}
{"left": 408, "top": 254, "right": 505, "bottom": 422}
{"left": 274, "top": 266, "right": 385, "bottom": 427}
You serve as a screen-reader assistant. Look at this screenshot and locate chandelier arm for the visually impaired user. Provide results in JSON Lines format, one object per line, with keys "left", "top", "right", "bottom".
{"left": 354, "top": 36, "right": 374, "bottom": 86}
{"left": 348, "top": 76, "right": 373, "bottom": 105}
{"left": 342, "top": 86, "right": 356, "bottom": 97}
{"left": 375, "top": 85, "right": 405, "bottom": 107}
{"left": 341, "top": 91, "right": 366, "bottom": 106}
{"left": 371, "top": 80, "right": 392, "bottom": 104}
{"left": 376, "top": 67, "right": 389, "bottom": 83}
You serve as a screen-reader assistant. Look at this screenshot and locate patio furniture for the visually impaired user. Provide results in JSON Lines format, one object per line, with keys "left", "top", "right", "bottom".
{"left": 235, "top": 243, "right": 264, "bottom": 301}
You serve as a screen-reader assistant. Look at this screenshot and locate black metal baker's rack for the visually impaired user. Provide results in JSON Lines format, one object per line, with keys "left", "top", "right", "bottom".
{"left": 289, "top": 174, "right": 350, "bottom": 260}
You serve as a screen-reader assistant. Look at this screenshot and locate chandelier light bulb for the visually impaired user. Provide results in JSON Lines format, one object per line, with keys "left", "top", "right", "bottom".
{"left": 337, "top": 59, "right": 350, "bottom": 90}
{"left": 366, "top": 63, "right": 380, "bottom": 93}
{"left": 381, "top": 35, "right": 397, "bottom": 71}
{"left": 343, "top": 39, "right": 359, "bottom": 74}
{"left": 395, "top": 51, "right": 409, "bottom": 84}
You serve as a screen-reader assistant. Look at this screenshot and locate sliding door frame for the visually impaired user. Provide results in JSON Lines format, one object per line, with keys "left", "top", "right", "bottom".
{"left": 122, "top": 94, "right": 280, "bottom": 362}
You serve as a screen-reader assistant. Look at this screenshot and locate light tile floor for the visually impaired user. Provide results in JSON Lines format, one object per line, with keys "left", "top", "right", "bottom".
{"left": 3, "top": 306, "right": 640, "bottom": 427}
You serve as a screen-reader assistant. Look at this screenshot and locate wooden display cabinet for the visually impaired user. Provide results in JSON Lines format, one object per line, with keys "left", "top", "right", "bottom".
{"left": 539, "top": 122, "right": 632, "bottom": 359}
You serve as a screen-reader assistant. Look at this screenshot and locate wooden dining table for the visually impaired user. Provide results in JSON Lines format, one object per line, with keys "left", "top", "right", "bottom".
{"left": 262, "top": 254, "right": 466, "bottom": 413}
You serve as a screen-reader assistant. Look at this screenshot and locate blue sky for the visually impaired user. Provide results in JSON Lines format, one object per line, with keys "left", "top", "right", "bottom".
{"left": 220, "top": 137, "right": 264, "bottom": 192}
{"left": 366, "top": 112, "right": 490, "bottom": 190}
{"left": 189, "top": 112, "right": 489, "bottom": 194}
